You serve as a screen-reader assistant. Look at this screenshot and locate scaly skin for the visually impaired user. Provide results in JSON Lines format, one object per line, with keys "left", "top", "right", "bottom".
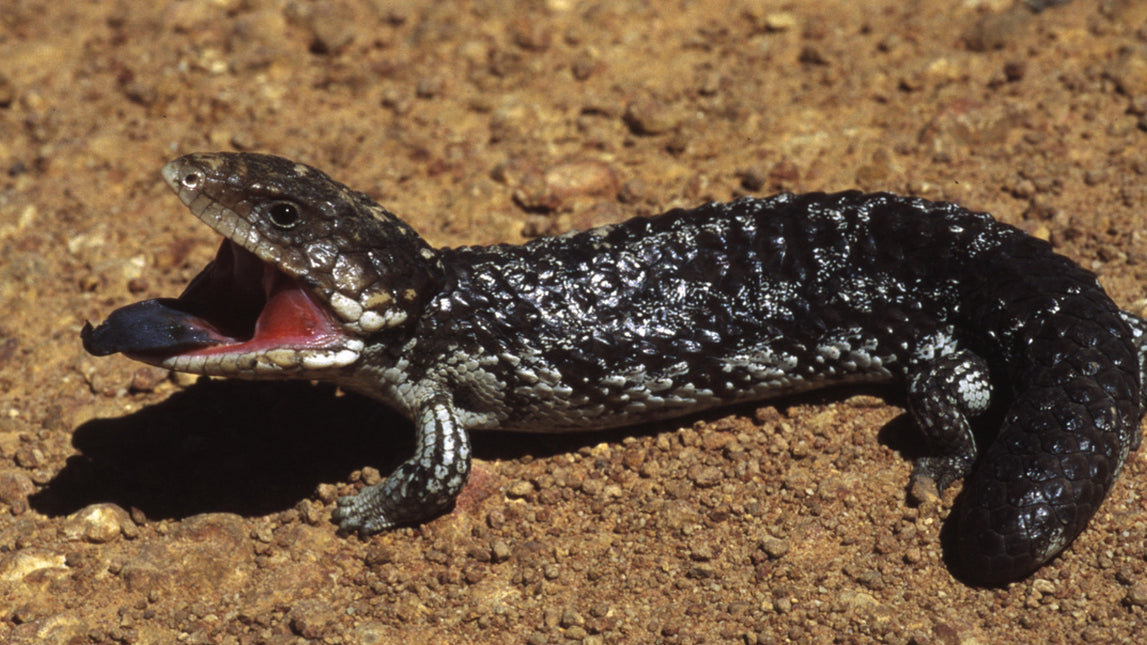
{"left": 82, "top": 153, "right": 1147, "bottom": 585}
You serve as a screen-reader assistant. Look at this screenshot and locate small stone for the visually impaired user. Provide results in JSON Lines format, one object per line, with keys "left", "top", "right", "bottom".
{"left": 738, "top": 167, "right": 768, "bottom": 192}
{"left": 623, "top": 98, "right": 683, "bottom": 135}
{"left": 1124, "top": 581, "right": 1147, "bottom": 606}
{"left": 415, "top": 76, "right": 444, "bottom": 99}
{"left": 1003, "top": 60, "right": 1025, "bottom": 82}
{"left": 0, "top": 548, "right": 66, "bottom": 581}
{"left": 511, "top": 18, "right": 552, "bottom": 51}
{"left": 354, "top": 621, "right": 403, "bottom": 645}
{"left": 1081, "top": 626, "right": 1107, "bottom": 643}
{"left": 581, "top": 477, "right": 604, "bottom": 496}
{"left": 507, "top": 480, "right": 534, "bottom": 498}
{"left": 315, "top": 482, "right": 340, "bottom": 503}
{"left": 62, "top": 503, "right": 131, "bottom": 543}
{"left": 964, "top": 11, "right": 1024, "bottom": 53}
{"left": 121, "top": 81, "right": 157, "bottom": 106}
{"left": 908, "top": 476, "right": 941, "bottom": 506}
{"left": 129, "top": 367, "right": 165, "bottom": 393}
{"left": 768, "top": 160, "right": 801, "bottom": 187}
{"left": 299, "top": 1, "right": 356, "bottom": 54}
{"left": 689, "top": 543, "right": 715, "bottom": 561}
{"left": 688, "top": 465, "right": 722, "bottom": 488}
{"left": 467, "top": 542, "right": 492, "bottom": 562}
{"left": 560, "top": 608, "right": 584, "bottom": 627}
{"left": 1106, "top": 47, "right": 1147, "bottom": 97}
{"left": 14, "top": 445, "right": 45, "bottom": 469}
{"left": 289, "top": 599, "right": 334, "bottom": 639}
{"left": 760, "top": 535, "right": 790, "bottom": 559}
{"left": 764, "top": 12, "right": 797, "bottom": 32}
{"left": 618, "top": 178, "right": 648, "bottom": 204}
{"left": 361, "top": 467, "right": 382, "bottom": 486}
{"left": 839, "top": 590, "right": 880, "bottom": 612}
{"left": 621, "top": 447, "right": 646, "bottom": 471}
{"left": 571, "top": 55, "right": 598, "bottom": 80}
{"left": 798, "top": 46, "right": 831, "bottom": 66}
{"left": 0, "top": 470, "right": 35, "bottom": 512}
{"left": 491, "top": 539, "right": 512, "bottom": 563}
{"left": 515, "top": 159, "right": 619, "bottom": 212}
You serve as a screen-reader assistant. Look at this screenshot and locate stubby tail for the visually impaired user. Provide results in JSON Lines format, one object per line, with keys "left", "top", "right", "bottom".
{"left": 955, "top": 250, "right": 1143, "bottom": 584}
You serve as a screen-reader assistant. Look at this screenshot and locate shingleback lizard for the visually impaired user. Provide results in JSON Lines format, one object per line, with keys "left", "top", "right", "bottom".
{"left": 82, "top": 152, "right": 1147, "bottom": 585}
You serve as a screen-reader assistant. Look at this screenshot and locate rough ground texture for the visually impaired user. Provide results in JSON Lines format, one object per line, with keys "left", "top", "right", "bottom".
{"left": 2, "top": 0, "right": 1147, "bottom": 643}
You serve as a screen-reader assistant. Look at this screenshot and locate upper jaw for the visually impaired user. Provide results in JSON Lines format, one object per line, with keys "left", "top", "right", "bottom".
{"left": 81, "top": 155, "right": 366, "bottom": 377}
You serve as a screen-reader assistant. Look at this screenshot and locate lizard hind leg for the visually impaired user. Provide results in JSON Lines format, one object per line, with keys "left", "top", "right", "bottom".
{"left": 332, "top": 394, "right": 472, "bottom": 534}
{"left": 905, "top": 347, "right": 993, "bottom": 492}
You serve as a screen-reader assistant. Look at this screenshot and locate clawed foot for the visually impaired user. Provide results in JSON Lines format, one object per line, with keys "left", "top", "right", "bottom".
{"left": 909, "top": 453, "right": 974, "bottom": 503}
{"left": 331, "top": 483, "right": 397, "bottom": 536}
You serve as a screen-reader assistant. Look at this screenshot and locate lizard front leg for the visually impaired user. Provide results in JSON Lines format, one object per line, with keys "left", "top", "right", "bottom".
{"left": 332, "top": 393, "right": 472, "bottom": 534}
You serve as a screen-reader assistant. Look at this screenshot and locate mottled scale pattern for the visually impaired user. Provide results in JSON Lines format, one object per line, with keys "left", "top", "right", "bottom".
{"left": 97, "top": 153, "right": 1147, "bottom": 585}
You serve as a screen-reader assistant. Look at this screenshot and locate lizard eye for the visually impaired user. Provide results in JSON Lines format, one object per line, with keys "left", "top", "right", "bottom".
{"left": 180, "top": 172, "right": 202, "bottom": 189}
{"left": 266, "top": 201, "right": 301, "bottom": 229}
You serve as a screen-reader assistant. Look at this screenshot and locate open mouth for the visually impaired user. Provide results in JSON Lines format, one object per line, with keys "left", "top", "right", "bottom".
{"left": 82, "top": 240, "right": 348, "bottom": 366}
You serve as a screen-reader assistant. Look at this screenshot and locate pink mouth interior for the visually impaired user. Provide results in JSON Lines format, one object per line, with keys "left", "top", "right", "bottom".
{"left": 82, "top": 240, "right": 346, "bottom": 360}
{"left": 179, "top": 241, "right": 345, "bottom": 356}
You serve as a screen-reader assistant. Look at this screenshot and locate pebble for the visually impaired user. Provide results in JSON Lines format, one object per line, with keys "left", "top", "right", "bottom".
{"left": 513, "top": 158, "right": 619, "bottom": 212}
{"left": 689, "top": 543, "right": 715, "bottom": 562}
{"left": 560, "top": 608, "right": 584, "bottom": 628}
{"left": 0, "top": 548, "right": 66, "bottom": 581}
{"left": 119, "top": 513, "right": 250, "bottom": 593}
{"left": 760, "top": 535, "right": 790, "bottom": 559}
{"left": 289, "top": 599, "right": 335, "bottom": 639}
{"left": 688, "top": 465, "right": 722, "bottom": 488}
{"left": 764, "top": 12, "right": 797, "bottom": 32}
{"left": 838, "top": 590, "right": 880, "bottom": 613}
{"left": 580, "top": 477, "right": 604, "bottom": 496}
{"left": 491, "top": 539, "right": 512, "bottom": 562}
{"left": 129, "top": 367, "right": 166, "bottom": 393}
{"left": 0, "top": 469, "right": 35, "bottom": 512}
{"left": 289, "top": 0, "right": 357, "bottom": 54}
{"left": 963, "top": 11, "right": 1025, "bottom": 53}
{"left": 738, "top": 167, "right": 768, "bottom": 192}
{"left": 907, "top": 476, "right": 940, "bottom": 506}
{"left": 1124, "top": 581, "right": 1147, "bottom": 607}
{"left": 62, "top": 503, "right": 131, "bottom": 543}
{"left": 1106, "top": 47, "right": 1147, "bottom": 97}
{"left": 353, "top": 622, "right": 403, "bottom": 645}
{"left": 623, "top": 98, "right": 683, "bottom": 135}
{"left": 507, "top": 480, "right": 534, "bottom": 498}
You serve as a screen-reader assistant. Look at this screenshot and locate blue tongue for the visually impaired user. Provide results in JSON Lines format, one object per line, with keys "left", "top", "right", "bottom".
{"left": 81, "top": 298, "right": 229, "bottom": 357}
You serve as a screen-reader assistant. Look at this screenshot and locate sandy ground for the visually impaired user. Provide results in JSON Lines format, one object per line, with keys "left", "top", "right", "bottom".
{"left": 3, "top": 0, "right": 1147, "bottom": 642}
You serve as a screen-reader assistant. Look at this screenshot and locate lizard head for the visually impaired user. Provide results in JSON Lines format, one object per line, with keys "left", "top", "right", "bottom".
{"left": 81, "top": 152, "right": 443, "bottom": 376}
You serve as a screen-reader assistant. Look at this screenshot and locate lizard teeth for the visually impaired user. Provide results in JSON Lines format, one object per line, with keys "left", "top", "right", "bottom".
{"left": 358, "top": 310, "right": 389, "bottom": 332}
{"left": 265, "top": 349, "right": 299, "bottom": 368}
{"left": 329, "top": 292, "right": 364, "bottom": 322}
{"left": 162, "top": 347, "right": 362, "bottom": 375}
{"left": 300, "top": 349, "right": 359, "bottom": 370}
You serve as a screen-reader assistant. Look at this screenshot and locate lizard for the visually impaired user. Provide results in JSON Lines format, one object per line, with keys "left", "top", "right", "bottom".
{"left": 82, "top": 152, "right": 1147, "bottom": 585}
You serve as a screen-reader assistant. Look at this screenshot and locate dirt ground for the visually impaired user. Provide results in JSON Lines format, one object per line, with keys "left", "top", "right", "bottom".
{"left": 3, "top": 0, "right": 1147, "bottom": 643}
